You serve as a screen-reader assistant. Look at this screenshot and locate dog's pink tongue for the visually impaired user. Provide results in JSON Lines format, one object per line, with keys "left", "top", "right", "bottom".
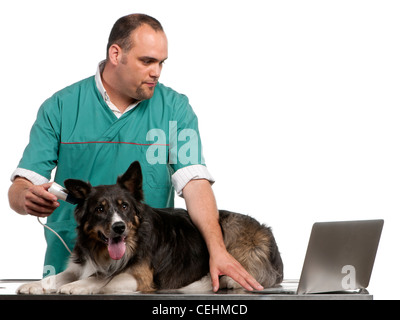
{"left": 108, "top": 238, "right": 126, "bottom": 260}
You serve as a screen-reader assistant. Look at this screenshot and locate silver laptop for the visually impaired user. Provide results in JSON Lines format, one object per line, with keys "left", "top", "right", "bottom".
{"left": 258, "top": 219, "right": 384, "bottom": 295}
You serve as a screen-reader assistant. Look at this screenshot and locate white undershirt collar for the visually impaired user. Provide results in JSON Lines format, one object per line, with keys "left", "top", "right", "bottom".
{"left": 95, "top": 60, "right": 139, "bottom": 118}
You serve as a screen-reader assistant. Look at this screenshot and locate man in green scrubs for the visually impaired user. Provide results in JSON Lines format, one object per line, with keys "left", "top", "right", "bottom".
{"left": 8, "top": 14, "right": 262, "bottom": 292}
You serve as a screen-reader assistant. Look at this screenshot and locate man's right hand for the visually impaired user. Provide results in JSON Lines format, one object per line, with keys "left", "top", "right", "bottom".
{"left": 8, "top": 178, "right": 59, "bottom": 217}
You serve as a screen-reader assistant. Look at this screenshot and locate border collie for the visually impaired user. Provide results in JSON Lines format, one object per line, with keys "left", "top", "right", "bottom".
{"left": 18, "top": 161, "right": 283, "bottom": 294}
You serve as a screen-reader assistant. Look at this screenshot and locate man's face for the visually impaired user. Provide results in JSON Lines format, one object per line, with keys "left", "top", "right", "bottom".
{"left": 115, "top": 24, "right": 168, "bottom": 102}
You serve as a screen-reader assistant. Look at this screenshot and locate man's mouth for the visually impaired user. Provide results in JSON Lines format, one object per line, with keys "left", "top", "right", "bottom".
{"left": 143, "top": 81, "right": 157, "bottom": 88}
{"left": 98, "top": 231, "right": 127, "bottom": 260}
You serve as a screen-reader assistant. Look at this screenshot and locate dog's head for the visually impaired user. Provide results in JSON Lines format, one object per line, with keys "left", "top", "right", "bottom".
{"left": 64, "top": 161, "right": 144, "bottom": 261}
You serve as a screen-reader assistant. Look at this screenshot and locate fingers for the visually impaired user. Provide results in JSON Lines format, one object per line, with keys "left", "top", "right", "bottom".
{"left": 235, "top": 260, "right": 264, "bottom": 291}
{"left": 25, "top": 201, "right": 58, "bottom": 217}
{"left": 210, "top": 270, "right": 220, "bottom": 293}
{"left": 225, "top": 261, "right": 263, "bottom": 292}
{"left": 235, "top": 268, "right": 264, "bottom": 292}
{"left": 24, "top": 184, "right": 59, "bottom": 217}
{"left": 210, "top": 251, "right": 264, "bottom": 292}
{"left": 32, "top": 183, "right": 58, "bottom": 202}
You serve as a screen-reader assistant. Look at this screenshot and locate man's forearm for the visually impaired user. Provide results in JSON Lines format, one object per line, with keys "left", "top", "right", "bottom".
{"left": 182, "top": 178, "right": 263, "bottom": 292}
{"left": 181, "top": 179, "right": 225, "bottom": 254}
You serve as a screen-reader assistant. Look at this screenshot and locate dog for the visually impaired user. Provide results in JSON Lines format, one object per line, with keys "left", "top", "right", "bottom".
{"left": 17, "top": 161, "right": 283, "bottom": 294}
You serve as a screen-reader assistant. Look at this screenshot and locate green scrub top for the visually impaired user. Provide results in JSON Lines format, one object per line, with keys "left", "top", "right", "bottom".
{"left": 17, "top": 76, "right": 206, "bottom": 275}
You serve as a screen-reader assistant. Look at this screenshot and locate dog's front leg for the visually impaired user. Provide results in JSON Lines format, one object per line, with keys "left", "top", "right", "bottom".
{"left": 58, "top": 277, "right": 108, "bottom": 295}
{"left": 99, "top": 273, "right": 138, "bottom": 294}
{"left": 99, "top": 261, "right": 155, "bottom": 294}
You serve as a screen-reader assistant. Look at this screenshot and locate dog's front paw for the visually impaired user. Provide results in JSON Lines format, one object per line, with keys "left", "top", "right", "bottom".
{"left": 58, "top": 283, "right": 89, "bottom": 295}
{"left": 17, "top": 281, "right": 45, "bottom": 295}
{"left": 58, "top": 282, "right": 96, "bottom": 295}
{"left": 58, "top": 278, "right": 103, "bottom": 295}
{"left": 17, "top": 275, "right": 58, "bottom": 294}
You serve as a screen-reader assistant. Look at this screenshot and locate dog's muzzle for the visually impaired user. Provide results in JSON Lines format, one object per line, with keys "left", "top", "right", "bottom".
{"left": 97, "top": 222, "right": 127, "bottom": 260}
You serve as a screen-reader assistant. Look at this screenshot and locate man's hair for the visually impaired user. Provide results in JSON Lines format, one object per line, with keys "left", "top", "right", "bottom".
{"left": 106, "top": 13, "right": 164, "bottom": 59}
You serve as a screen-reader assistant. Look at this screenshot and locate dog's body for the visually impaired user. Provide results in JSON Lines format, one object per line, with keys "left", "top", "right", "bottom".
{"left": 18, "top": 162, "right": 283, "bottom": 294}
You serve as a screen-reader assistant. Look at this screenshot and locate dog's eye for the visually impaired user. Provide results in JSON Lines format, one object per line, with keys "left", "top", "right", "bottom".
{"left": 121, "top": 202, "right": 129, "bottom": 210}
{"left": 95, "top": 205, "right": 104, "bottom": 214}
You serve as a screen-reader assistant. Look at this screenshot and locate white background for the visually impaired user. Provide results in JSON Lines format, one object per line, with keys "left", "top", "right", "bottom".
{"left": 0, "top": 0, "right": 399, "bottom": 299}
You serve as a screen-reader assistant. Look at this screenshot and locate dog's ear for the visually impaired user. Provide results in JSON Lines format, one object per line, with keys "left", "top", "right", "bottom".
{"left": 64, "top": 179, "right": 92, "bottom": 202}
{"left": 117, "top": 161, "right": 144, "bottom": 202}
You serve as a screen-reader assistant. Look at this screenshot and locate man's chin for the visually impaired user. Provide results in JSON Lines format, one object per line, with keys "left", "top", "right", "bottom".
{"left": 135, "top": 86, "right": 156, "bottom": 101}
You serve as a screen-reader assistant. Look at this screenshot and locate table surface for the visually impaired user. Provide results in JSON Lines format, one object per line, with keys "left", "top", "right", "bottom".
{"left": 0, "top": 279, "right": 372, "bottom": 300}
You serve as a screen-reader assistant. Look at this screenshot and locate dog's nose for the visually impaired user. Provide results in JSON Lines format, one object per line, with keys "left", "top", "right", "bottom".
{"left": 112, "top": 221, "right": 126, "bottom": 235}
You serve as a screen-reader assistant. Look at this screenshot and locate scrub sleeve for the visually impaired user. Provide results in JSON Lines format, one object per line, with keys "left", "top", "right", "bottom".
{"left": 15, "top": 77, "right": 207, "bottom": 275}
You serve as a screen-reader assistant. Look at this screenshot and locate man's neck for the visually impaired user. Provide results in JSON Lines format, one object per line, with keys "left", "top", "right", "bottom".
{"left": 101, "top": 63, "right": 138, "bottom": 113}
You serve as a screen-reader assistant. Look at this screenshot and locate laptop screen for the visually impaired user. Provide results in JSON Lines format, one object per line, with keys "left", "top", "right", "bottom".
{"left": 297, "top": 219, "right": 384, "bottom": 294}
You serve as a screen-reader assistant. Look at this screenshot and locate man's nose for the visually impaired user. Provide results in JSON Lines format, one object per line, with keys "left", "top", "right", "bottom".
{"left": 150, "top": 63, "right": 162, "bottom": 79}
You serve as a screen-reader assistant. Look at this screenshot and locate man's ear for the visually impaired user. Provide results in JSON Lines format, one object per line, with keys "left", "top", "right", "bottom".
{"left": 108, "top": 44, "right": 124, "bottom": 66}
{"left": 117, "top": 161, "right": 144, "bottom": 202}
{"left": 64, "top": 179, "right": 92, "bottom": 202}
